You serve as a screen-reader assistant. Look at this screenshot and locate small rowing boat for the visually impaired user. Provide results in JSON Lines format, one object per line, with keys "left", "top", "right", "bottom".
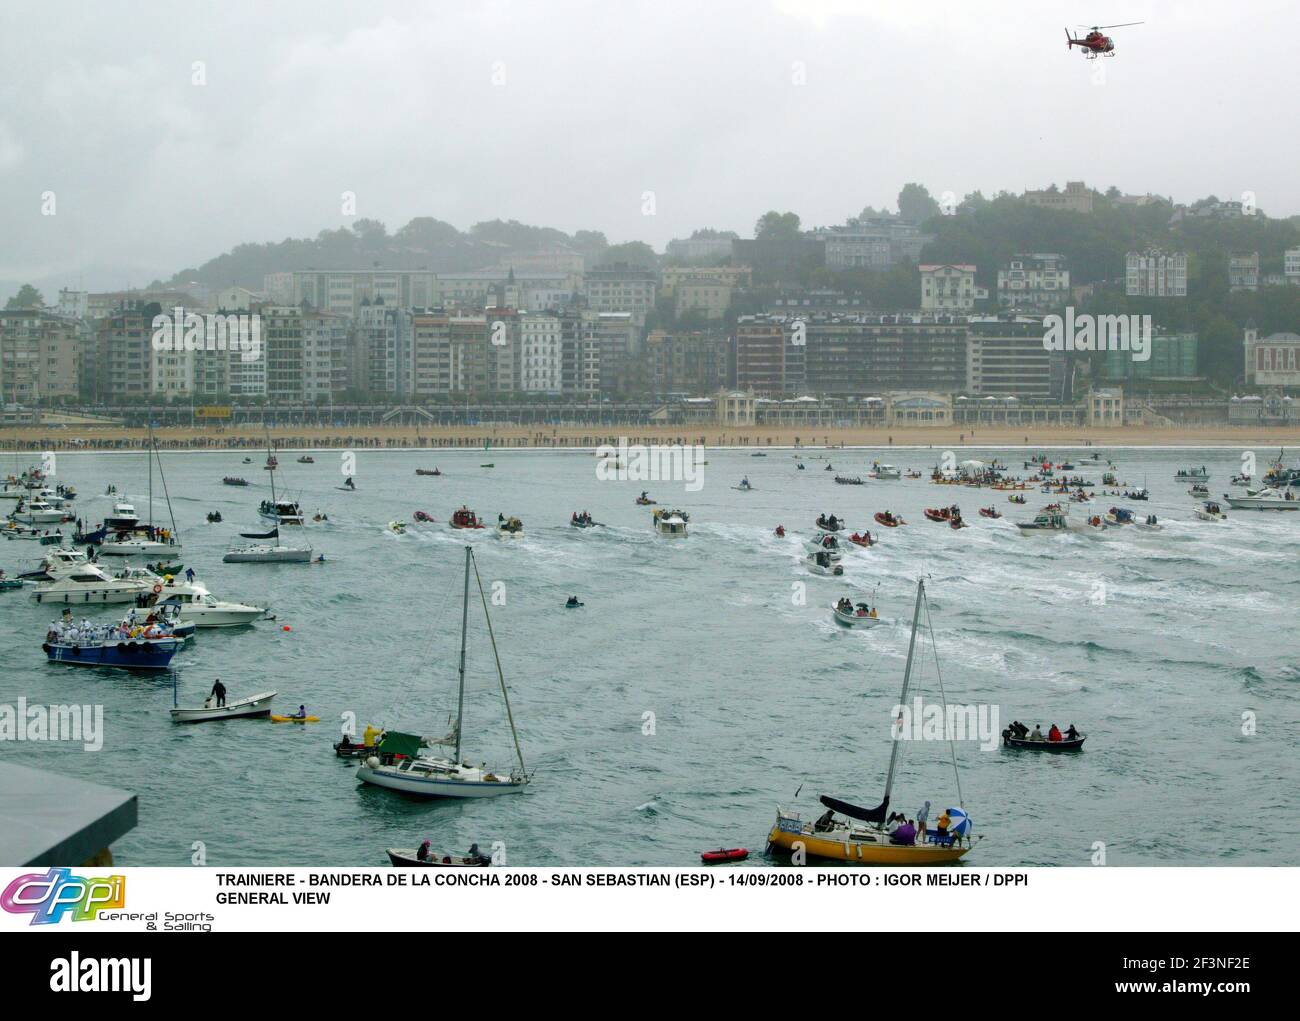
{"left": 1002, "top": 732, "right": 1085, "bottom": 752}
{"left": 387, "top": 847, "right": 492, "bottom": 867}
{"left": 415, "top": 468, "right": 442, "bottom": 476}
{"left": 170, "top": 691, "right": 276, "bottom": 724}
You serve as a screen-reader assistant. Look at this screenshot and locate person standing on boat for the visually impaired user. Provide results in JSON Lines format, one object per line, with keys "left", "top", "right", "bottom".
{"left": 210, "top": 678, "right": 227, "bottom": 708}
{"left": 185, "top": 567, "right": 195, "bottom": 583}
{"left": 916, "top": 801, "right": 931, "bottom": 841}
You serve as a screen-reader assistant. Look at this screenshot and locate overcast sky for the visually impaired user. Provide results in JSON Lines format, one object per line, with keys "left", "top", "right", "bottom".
{"left": 1, "top": 0, "right": 1294, "bottom": 296}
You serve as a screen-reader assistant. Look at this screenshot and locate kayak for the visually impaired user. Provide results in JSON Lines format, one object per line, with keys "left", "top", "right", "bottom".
{"left": 701, "top": 848, "right": 749, "bottom": 864}
{"left": 270, "top": 714, "right": 320, "bottom": 723}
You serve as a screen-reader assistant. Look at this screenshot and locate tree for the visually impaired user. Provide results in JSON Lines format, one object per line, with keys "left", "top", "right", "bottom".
{"left": 596, "top": 241, "right": 656, "bottom": 266}
{"left": 754, "top": 211, "right": 801, "bottom": 241}
{"left": 5, "top": 284, "right": 44, "bottom": 309}
{"left": 897, "top": 183, "right": 940, "bottom": 224}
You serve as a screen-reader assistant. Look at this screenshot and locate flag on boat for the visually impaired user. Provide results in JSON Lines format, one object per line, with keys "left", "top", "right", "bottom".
{"left": 945, "top": 806, "right": 972, "bottom": 836}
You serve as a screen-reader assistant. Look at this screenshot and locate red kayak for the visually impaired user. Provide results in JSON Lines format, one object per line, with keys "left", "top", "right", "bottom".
{"left": 874, "top": 512, "right": 904, "bottom": 527}
{"left": 701, "top": 847, "right": 749, "bottom": 864}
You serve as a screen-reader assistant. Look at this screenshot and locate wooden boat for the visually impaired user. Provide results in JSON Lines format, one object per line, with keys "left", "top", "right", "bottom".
{"left": 170, "top": 691, "right": 276, "bottom": 724}
{"left": 222, "top": 477, "right": 249, "bottom": 487}
{"left": 297, "top": 456, "right": 315, "bottom": 464}
{"left": 1002, "top": 732, "right": 1085, "bottom": 752}
{"left": 700, "top": 848, "right": 748, "bottom": 864}
{"left": 873, "top": 512, "right": 904, "bottom": 527}
{"left": 415, "top": 468, "right": 442, "bottom": 476}
{"left": 767, "top": 579, "right": 979, "bottom": 865}
{"left": 834, "top": 476, "right": 865, "bottom": 486}
{"left": 387, "top": 847, "right": 491, "bottom": 867}
{"left": 832, "top": 603, "right": 882, "bottom": 628}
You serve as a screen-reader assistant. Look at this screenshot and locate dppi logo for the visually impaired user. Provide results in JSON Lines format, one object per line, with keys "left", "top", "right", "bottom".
{"left": 1, "top": 868, "right": 125, "bottom": 925}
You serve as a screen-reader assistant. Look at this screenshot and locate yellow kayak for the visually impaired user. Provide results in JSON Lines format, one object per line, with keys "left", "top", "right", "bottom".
{"left": 270, "top": 714, "right": 320, "bottom": 724}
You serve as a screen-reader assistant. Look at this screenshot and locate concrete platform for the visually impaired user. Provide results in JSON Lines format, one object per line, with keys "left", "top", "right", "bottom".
{"left": 0, "top": 762, "right": 137, "bottom": 866}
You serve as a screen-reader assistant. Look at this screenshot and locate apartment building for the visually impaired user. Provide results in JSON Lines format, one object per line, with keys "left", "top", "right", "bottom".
{"left": 810, "top": 217, "right": 928, "bottom": 270}
{"left": 735, "top": 315, "right": 803, "bottom": 395}
{"left": 0, "top": 310, "right": 82, "bottom": 403}
{"left": 583, "top": 263, "right": 658, "bottom": 322}
{"left": 919, "top": 265, "right": 977, "bottom": 311}
{"left": 997, "top": 253, "right": 1070, "bottom": 310}
{"left": 644, "top": 330, "right": 728, "bottom": 396}
{"left": 1229, "top": 253, "right": 1260, "bottom": 292}
{"left": 1125, "top": 250, "right": 1188, "bottom": 297}
{"left": 520, "top": 311, "right": 565, "bottom": 394}
{"left": 966, "top": 317, "right": 1063, "bottom": 399}
{"left": 292, "top": 270, "right": 439, "bottom": 317}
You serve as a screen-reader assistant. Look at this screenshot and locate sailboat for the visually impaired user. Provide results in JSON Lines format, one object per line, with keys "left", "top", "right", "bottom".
{"left": 224, "top": 431, "right": 314, "bottom": 563}
{"left": 98, "top": 432, "right": 183, "bottom": 557}
{"left": 766, "top": 578, "right": 979, "bottom": 865}
{"left": 356, "top": 546, "right": 529, "bottom": 798}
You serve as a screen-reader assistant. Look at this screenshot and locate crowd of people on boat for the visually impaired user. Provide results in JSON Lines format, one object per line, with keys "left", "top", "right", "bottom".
{"left": 1003, "top": 720, "right": 1079, "bottom": 743}
{"left": 46, "top": 613, "right": 175, "bottom": 647}
{"left": 835, "top": 597, "right": 877, "bottom": 618}
{"left": 816, "top": 513, "right": 841, "bottom": 530}
{"left": 571, "top": 510, "right": 595, "bottom": 526}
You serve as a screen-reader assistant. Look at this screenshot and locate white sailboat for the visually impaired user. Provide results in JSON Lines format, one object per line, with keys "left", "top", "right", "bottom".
{"left": 98, "top": 435, "right": 183, "bottom": 557}
{"left": 225, "top": 433, "right": 314, "bottom": 563}
{"left": 357, "top": 546, "right": 528, "bottom": 799}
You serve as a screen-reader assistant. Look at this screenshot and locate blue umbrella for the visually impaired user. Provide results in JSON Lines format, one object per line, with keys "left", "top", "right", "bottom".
{"left": 945, "top": 807, "right": 972, "bottom": 836}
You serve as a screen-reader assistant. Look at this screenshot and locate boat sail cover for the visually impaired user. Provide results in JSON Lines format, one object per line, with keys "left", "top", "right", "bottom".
{"left": 819, "top": 794, "right": 889, "bottom": 823}
{"left": 376, "top": 730, "right": 424, "bottom": 758}
{"left": 240, "top": 527, "right": 279, "bottom": 539}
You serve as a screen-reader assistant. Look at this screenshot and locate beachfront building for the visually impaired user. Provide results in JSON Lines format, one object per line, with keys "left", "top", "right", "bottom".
{"left": 997, "top": 253, "right": 1070, "bottom": 310}
{"left": 1244, "top": 326, "right": 1300, "bottom": 388}
{"left": 0, "top": 310, "right": 83, "bottom": 403}
{"left": 644, "top": 330, "right": 729, "bottom": 397}
{"left": 735, "top": 315, "right": 803, "bottom": 395}
{"left": 92, "top": 307, "right": 153, "bottom": 402}
{"left": 1126, "top": 250, "right": 1188, "bottom": 297}
{"left": 965, "top": 316, "right": 1064, "bottom": 399}
{"left": 919, "top": 264, "right": 978, "bottom": 311}
{"left": 520, "top": 311, "right": 565, "bottom": 394}
{"left": 1087, "top": 387, "right": 1124, "bottom": 426}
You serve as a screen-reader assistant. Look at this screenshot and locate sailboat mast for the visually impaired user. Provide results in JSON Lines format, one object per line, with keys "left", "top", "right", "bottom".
{"left": 453, "top": 545, "right": 471, "bottom": 763}
{"left": 471, "top": 551, "right": 527, "bottom": 777}
{"left": 147, "top": 425, "right": 154, "bottom": 528}
{"left": 152, "top": 436, "right": 179, "bottom": 538}
{"left": 882, "top": 578, "right": 926, "bottom": 808}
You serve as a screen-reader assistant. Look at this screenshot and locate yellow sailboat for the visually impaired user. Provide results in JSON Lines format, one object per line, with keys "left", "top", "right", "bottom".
{"left": 766, "top": 578, "right": 981, "bottom": 865}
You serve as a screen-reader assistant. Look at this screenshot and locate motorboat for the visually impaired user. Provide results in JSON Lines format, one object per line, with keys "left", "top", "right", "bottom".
{"left": 154, "top": 577, "right": 267, "bottom": 627}
{"left": 357, "top": 546, "right": 529, "bottom": 800}
{"left": 413, "top": 510, "right": 435, "bottom": 523}
{"left": 653, "top": 508, "right": 688, "bottom": 535}
{"left": 1002, "top": 730, "right": 1085, "bottom": 752}
{"left": 2, "top": 522, "right": 65, "bottom": 544}
{"left": 1221, "top": 488, "right": 1299, "bottom": 511}
{"left": 30, "top": 563, "right": 161, "bottom": 605}
{"left": 1193, "top": 501, "right": 1228, "bottom": 521}
{"left": 570, "top": 512, "right": 602, "bottom": 528}
{"left": 874, "top": 511, "right": 905, "bottom": 527}
{"left": 1188, "top": 484, "right": 1210, "bottom": 498}
{"left": 814, "top": 514, "right": 844, "bottom": 532}
{"left": 104, "top": 501, "right": 140, "bottom": 529}
{"left": 847, "top": 531, "right": 876, "bottom": 548}
{"left": 1174, "top": 467, "right": 1209, "bottom": 481}
{"left": 1016, "top": 511, "right": 1075, "bottom": 534}
{"left": 450, "top": 506, "right": 484, "bottom": 530}
{"left": 259, "top": 498, "right": 305, "bottom": 526}
{"left": 869, "top": 463, "right": 901, "bottom": 480}
{"left": 170, "top": 691, "right": 276, "bottom": 723}
{"left": 12, "top": 499, "right": 69, "bottom": 525}
{"left": 807, "top": 550, "right": 844, "bottom": 576}
{"left": 496, "top": 515, "right": 524, "bottom": 538}
{"left": 1134, "top": 515, "right": 1163, "bottom": 531}
{"left": 43, "top": 619, "right": 180, "bottom": 670}
{"left": 923, "top": 506, "right": 959, "bottom": 523}
{"left": 806, "top": 531, "right": 844, "bottom": 554}
{"left": 297, "top": 455, "right": 314, "bottom": 464}
{"left": 1123, "top": 488, "right": 1149, "bottom": 501}
{"left": 120, "top": 600, "right": 196, "bottom": 640}
{"left": 222, "top": 543, "right": 313, "bottom": 563}
{"left": 732, "top": 479, "right": 755, "bottom": 492}
{"left": 1103, "top": 507, "right": 1135, "bottom": 526}
{"left": 832, "top": 601, "right": 882, "bottom": 627}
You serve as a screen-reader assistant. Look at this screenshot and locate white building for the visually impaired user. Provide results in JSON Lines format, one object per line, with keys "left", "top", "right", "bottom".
{"left": 520, "top": 312, "right": 564, "bottom": 394}
{"left": 1229, "top": 253, "right": 1260, "bottom": 292}
{"left": 997, "top": 253, "right": 1070, "bottom": 310}
{"left": 583, "top": 263, "right": 658, "bottom": 323}
{"left": 1126, "top": 250, "right": 1188, "bottom": 297}
{"left": 919, "top": 265, "right": 977, "bottom": 311}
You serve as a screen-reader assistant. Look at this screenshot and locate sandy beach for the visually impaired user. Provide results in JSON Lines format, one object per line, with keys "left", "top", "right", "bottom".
{"left": 1, "top": 422, "right": 1298, "bottom": 452}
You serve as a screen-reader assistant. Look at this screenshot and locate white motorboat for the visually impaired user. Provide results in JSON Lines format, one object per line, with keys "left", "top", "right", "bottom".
{"left": 13, "top": 499, "right": 68, "bottom": 525}
{"left": 30, "top": 563, "right": 161, "bottom": 605}
{"left": 103, "top": 501, "right": 140, "bottom": 529}
{"left": 223, "top": 543, "right": 313, "bottom": 563}
{"left": 1187, "top": 484, "right": 1210, "bottom": 498}
{"left": 20, "top": 546, "right": 90, "bottom": 581}
{"left": 1016, "top": 510, "right": 1077, "bottom": 534}
{"left": 259, "top": 498, "right": 305, "bottom": 526}
{"left": 807, "top": 550, "right": 844, "bottom": 576}
{"left": 155, "top": 577, "right": 267, "bottom": 626}
{"left": 870, "top": 463, "right": 901, "bottom": 480}
{"left": 1222, "top": 488, "right": 1300, "bottom": 511}
{"left": 653, "top": 508, "right": 688, "bottom": 535}
{"left": 170, "top": 691, "right": 276, "bottom": 723}
{"left": 1193, "top": 501, "right": 1228, "bottom": 521}
{"left": 357, "top": 546, "right": 529, "bottom": 799}
{"left": 833, "top": 602, "right": 882, "bottom": 627}
{"left": 496, "top": 515, "right": 524, "bottom": 538}
{"left": 806, "top": 531, "right": 844, "bottom": 555}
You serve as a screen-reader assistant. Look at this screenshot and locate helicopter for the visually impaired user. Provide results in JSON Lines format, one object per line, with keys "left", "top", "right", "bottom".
{"left": 1065, "top": 22, "right": 1143, "bottom": 58}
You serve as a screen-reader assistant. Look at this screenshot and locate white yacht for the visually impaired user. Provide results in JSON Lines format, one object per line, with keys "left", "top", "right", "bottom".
{"left": 103, "top": 501, "right": 140, "bottom": 529}
{"left": 13, "top": 499, "right": 67, "bottom": 525}
{"left": 155, "top": 576, "right": 267, "bottom": 626}
{"left": 30, "top": 563, "right": 160, "bottom": 605}
{"left": 870, "top": 463, "right": 901, "bottom": 480}
{"left": 652, "top": 508, "right": 688, "bottom": 535}
{"left": 1222, "top": 488, "right": 1299, "bottom": 511}
{"left": 98, "top": 529, "right": 183, "bottom": 558}
{"left": 223, "top": 543, "right": 313, "bottom": 563}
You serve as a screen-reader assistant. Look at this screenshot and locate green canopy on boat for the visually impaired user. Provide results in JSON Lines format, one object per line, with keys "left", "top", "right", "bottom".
{"left": 378, "top": 731, "right": 423, "bottom": 758}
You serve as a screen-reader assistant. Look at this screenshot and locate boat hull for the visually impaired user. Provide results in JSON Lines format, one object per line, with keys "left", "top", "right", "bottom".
{"left": 766, "top": 822, "right": 971, "bottom": 865}
{"left": 170, "top": 692, "right": 276, "bottom": 723}
{"left": 1002, "top": 735, "right": 1085, "bottom": 752}
{"left": 45, "top": 639, "right": 178, "bottom": 670}
{"left": 223, "top": 547, "right": 312, "bottom": 563}
{"left": 99, "top": 541, "right": 183, "bottom": 557}
{"left": 357, "top": 764, "right": 526, "bottom": 799}
{"left": 31, "top": 586, "right": 149, "bottom": 605}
